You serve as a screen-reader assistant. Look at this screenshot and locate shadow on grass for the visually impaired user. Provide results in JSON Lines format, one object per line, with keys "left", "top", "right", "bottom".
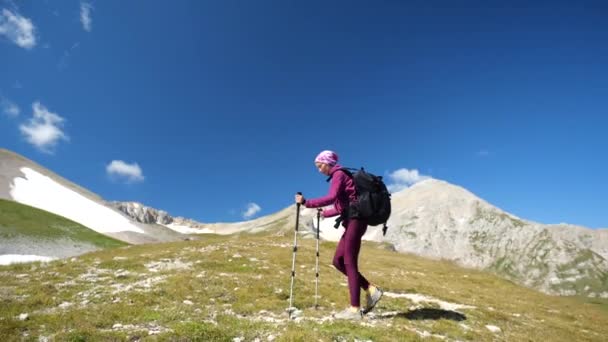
{"left": 373, "top": 308, "right": 467, "bottom": 321}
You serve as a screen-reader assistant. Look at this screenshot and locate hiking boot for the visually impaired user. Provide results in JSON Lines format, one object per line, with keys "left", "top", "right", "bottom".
{"left": 333, "top": 307, "right": 363, "bottom": 320}
{"left": 362, "top": 285, "right": 383, "bottom": 314}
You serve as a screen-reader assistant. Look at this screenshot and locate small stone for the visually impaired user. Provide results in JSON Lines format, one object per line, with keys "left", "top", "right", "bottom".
{"left": 287, "top": 307, "right": 303, "bottom": 319}
{"left": 58, "top": 302, "right": 72, "bottom": 309}
{"left": 18, "top": 313, "right": 29, "bottom": 321}
{"left": 183, "top": 300, "right": 194, "bottom": 305}
{"left": 113, "top": 323, "right": 123, "bottom": 329}
{"left": 115, "top": 270, "right": 131, "bottom": 278}
{"left": 485, "top": 325, "right": 501, "bottom": 333}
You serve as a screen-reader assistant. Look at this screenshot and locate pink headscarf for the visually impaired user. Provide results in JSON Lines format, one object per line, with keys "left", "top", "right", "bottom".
{"left": 314, "top": 150, "right": 338, "bottom": 166}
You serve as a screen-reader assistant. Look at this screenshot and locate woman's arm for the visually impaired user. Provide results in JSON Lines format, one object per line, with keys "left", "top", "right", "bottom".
{"left": 304, "top": 171, "right": 346, "bottom": 208}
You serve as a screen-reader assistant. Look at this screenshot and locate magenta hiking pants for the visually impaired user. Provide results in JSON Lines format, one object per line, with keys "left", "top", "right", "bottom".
{"left": 332, "top": 218, "right": 370, "bottom": 307}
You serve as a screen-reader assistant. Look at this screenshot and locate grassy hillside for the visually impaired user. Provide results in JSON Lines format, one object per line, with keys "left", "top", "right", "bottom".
{"left": 1, "top": 232, "right": 607, "bottom": 341}
{"left": 0, "top": 199, "right": 127, "bottom": 249}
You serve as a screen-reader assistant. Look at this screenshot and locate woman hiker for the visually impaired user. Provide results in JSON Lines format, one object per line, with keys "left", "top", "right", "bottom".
{"left": 295, "top": 150, "right": 383, "bottom": 320}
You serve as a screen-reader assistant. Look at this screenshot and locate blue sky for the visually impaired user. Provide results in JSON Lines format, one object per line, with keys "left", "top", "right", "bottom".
{"left": 1, "top": 1, "right": 607, "bottom": 228}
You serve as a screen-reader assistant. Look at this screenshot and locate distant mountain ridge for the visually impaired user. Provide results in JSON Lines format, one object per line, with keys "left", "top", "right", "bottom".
{"left": 1, "top": 148, "right": 607, "bottom": 297}
{"left": 380, "top": 179, "right": 608, "bottom": 297}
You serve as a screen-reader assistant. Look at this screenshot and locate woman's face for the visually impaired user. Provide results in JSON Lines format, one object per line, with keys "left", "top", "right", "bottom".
{"left": 315, "top": 162, "right": 332, "bottom": 175}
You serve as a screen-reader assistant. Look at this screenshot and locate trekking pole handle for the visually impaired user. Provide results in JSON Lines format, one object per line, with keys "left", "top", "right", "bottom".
{"left": 316, "top": 208, "right": 322, "bottom": 239}
{"left": 296, "top": 192, "right": 302, "bottom": 208}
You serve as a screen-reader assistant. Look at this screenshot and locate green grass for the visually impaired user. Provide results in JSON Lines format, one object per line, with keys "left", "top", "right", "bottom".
{"left": 0, "top": 198, "right": 126, "bottom": 248}
{"left": 550, "top": 249, "right": 608, "bottom": 295}
{"left": 1, "top": 232, "right": 607, "bottom": 341}
{"left": 469, "top": 205, "right": 525, "bottom": 228}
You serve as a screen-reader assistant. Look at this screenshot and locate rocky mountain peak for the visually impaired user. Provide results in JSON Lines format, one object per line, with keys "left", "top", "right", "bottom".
{"left": 110, "top": 201, "right": 173, "bottom": 225}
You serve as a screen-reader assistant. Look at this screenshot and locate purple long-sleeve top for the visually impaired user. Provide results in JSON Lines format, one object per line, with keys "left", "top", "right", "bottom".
{"left": 304, "top": 164, "right": 357, "bottom": 218}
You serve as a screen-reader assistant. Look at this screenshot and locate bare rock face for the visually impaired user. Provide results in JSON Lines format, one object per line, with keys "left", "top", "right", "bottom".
{"left": 110, "top": 201, "right": 173, "bottom": 225}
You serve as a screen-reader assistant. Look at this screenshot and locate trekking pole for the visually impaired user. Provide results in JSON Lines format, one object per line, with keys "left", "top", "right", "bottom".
{"left": 288, "top": 192, "right": 302, "bottom": 319}
{"left": 314, "top": 208, "right": 321, "bottom": 309}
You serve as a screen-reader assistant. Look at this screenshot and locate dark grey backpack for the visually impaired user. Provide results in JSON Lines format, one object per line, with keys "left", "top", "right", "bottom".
{"left": 328, "top": 167, "right": 391, "bottom": 235}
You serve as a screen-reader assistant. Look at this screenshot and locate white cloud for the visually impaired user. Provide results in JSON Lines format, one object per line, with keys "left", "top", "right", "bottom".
{"left": 1, "top": 97, "right": 20, "bottom": 117}
{"left": 242, "top": 202, "right": 261, "bottom": 219}
{"left": 106, "top": 160, "right": 145, "bottom": 183}
{"left": 19, "top": 102, "right": 68, "bottom": 153}
{"left": 80, "top": 2, "right": 92, "bottom": 32}
{"left": 386, "top": 168, "right": 431, "bottom": 193}
{"left": 0, "top": 8, "right": 36, "bottom": 49}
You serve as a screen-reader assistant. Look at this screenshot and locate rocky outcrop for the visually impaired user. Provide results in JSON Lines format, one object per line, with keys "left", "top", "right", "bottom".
{"left": 110, "top": 201, "right": 173, "bottom": 225}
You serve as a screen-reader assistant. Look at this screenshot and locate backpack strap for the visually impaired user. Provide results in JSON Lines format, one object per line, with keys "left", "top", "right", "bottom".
{"left": 326, "top": 168, "right": 361, "bottom": 229}
{"left": 326, "top": 167, "right": 357, "bottom": 182}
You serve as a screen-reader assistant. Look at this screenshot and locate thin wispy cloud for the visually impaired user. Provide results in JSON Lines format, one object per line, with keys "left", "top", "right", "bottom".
{"left": 19, "top": 102, "right": 68, "bottom": 153}
{"left": 1, "top": 96, "right": 20, "bottom": 117}
{"left": 0, "top": 8, "right": 36, "bottom": 49}
{"left": 106, "top": 160, "right": 145, "bottom": 183}
{"left": 242, "top": 202, "right": 261, "bottom": 219}
{"left": 57, "top": 42, "right": 80, "bottom": 70}
{"left": 79, "top": 2, "right": 92, "bottom": 32}
{"left": 386, "top": 168, "right": 431, "bottom": 193}
{"left": 477, "top": 149, "right": 490, "bottom": 157}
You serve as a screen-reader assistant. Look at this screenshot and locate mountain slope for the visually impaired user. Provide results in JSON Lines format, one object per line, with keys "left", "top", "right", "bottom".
{"left": 0, "top": 232, "right": 606, "bottom": 341}
{"left": 0, "top": 199, "right": 126, "bottom": 264}
{"left": 2, "top": 148, "right": 607, "bottom": 297}
{"left": 112, "top": 179, "right": 608, "bottom": 297}
{"left": 0, "top": 149, "right": 188, "bottom": 245}
{"left": 381, "top": 179, "right": 608, "bottom": 297}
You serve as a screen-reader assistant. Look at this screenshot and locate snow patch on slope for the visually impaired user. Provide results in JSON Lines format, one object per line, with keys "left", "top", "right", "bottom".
{"left": 9, "top": 167, "right": 144, "bottom": 234}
